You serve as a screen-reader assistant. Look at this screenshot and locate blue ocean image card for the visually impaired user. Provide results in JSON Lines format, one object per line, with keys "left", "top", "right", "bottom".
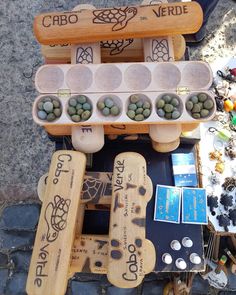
{"left": 154, "top": 185, "right": 181, "bottom": 224}
{"left": 182, "top": 187, "right": 207, "bottom": 224}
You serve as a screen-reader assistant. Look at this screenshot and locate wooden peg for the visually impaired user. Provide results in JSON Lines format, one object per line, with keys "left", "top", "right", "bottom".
{"left": 149, "top": 124, "right": 182, "bottom": 143}
{"left": 152, "top": 138, "right": 180, "bottom": 153}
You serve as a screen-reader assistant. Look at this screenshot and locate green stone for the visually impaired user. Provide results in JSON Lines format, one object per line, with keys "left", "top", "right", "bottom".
{"left": 190, "top": 96, "right": 198, "bottom": 104}
{"left": 143, "top": 109, "right": 151, "bottom": 118}
{"left": 203, "top": 99, "right": 214, "bottom": 110}
{"left": 69, "top": 97, "right": 77, "bottom": 107}
{"left": 165, "top": 113, "right": 172, "bottom": 119}
{"left": 37, "top": 101, "right": 44, "bottom": 110}
{"left": 130, "top": 94, "right": 140, "bottom": 103}
{"left": 157, "top": 109, "right": 165, "bottom": 118}
{"left": 156, "top": 99, "right": 165, "bottom": 109}
{"left": 77, "top": 95, "right": 87, "bottom": 104}
{"left": 164, "top": 104, "right": 174, "bottom": 113}
{"left": 76, "top": 103, "right": 83, "bottom": 110}
{"left": 143, "top": 101, "right": 151, "bottom": 109}
{"left": 136, "top": 108, "right": 143, "bottom": 114}
{"left": 110, "top": 106, "right": 120, "bottom": 116}
{"left": 135, "top": 114, "right": 144, "bottom": 121}
{"left": 68, "top": 106, "right": 76, "bottom": 115}
{"left": 127, "top": 110, "right": 135, "bottom": 119}
{"left": 102, "top": 107, "right": 110, "bottom": 116}
{"left": 198, "top": 102, "right": 203, "bottom": 110}
{"left": 47, "top": 113, "right": 56, "bottom": 122}
{"left": 136, "top": 101, "right": 143, "bottom": 108}
{"left": 200, "top": 109, "right": 210, "bottom": 118}
{"left": 192, "top": 104, "right": 201, "bottom": 113}
{"left": 83, "top": 102, "right": 91, "bottom": 110}
{"left": 128, "top": 104, "right": 137, "bottom": 111}
{"left": 82, "top": 110, "right": 91, "bottom": 121}
{"left": 171, "top": 98, "right": 179, "bottom": 107}
{"left": 192, "top": 113, "right": 201, "bottom": 119}
{"left": 198, "top": 93, "right": 208, "bottom": 102}
{"left": 43, "top": 101, "right": 54, "bottom": 113}
{"left": 162, "top": 95, "right": 172, "bottom": 103}
{"left": 172, "top": 110, "right": 181, "bottom": 119}
{"left": 77, "top": 109, "right": 83, "bottom": 115}
{"left": 186, "top": 101, "right": 194, "bottom": 111}
{"left": 38, "top": 110, "right": 47, "bottom": 120}
{"left": 71, "top": 115, "right": 81, "bottom": 122}
{"left": 43, "top": 96, "right": 52, "bottom": 103}
{"left": 53, "top": 108, "right": 62, "bottom": 117}
{"left": 97, "top": 101, "right": 105, "bottom": 110}
{"left": 104, "top": 97, "right": 114, "bottom": 108}
{"left": 52, "top": 99, "right": 60, "bottom": 108}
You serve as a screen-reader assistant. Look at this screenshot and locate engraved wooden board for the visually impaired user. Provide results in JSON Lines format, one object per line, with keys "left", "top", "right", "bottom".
{"left": 34, "top": 2, "right": 203, "bottom": 45}
{"left": 107, "top": 152, "right": 155, "bottom": 288}
{"left": 26, "top": 151, "right": 86, "bottom": 295}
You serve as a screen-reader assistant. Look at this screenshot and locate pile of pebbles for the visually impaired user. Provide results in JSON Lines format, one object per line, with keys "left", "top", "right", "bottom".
{"left": 127, "top": 94, "right": 151, "bottom": 121}
{"left": 37, "top": 96, "right": 62, "bottom": 122}
{"left": 97, "top": 97, "right": 120, "bottom": 116}
{"left": 186, "top": 93, "right": 214, "bottom": 119}
{"left": 67, "top": 95, "right": 92, "bottom": 122}
{"left": 156, "top": 94, "right": 181, "bottom": 120}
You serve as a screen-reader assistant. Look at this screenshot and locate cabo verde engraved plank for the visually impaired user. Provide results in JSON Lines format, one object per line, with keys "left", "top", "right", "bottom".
{"left": 34, "top": 2, "right": 202, "bottom": 45}
{"left": 26, "top": 151, "right": 86, "bottom": 295}
{"left": 107, "top": 152, "right": 155, "bottom": 288}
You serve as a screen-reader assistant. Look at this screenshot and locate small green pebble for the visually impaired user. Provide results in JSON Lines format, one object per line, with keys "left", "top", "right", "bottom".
{"left": 143, "top": 109, "right": 151, "bottom": 118}
{"left": 172, "top": 110, "right": 181, "bottom": 119}
{"left": 136, "top": 108, "right": 143, "bottom": 114}
{"left": 53, "top": 108, "right": 62, "bottom": 117}
{"left": 143, "top": 101, "right": 151, "bottom": 109}
{"left": 52, "top": 99, "right": 60, "bottom": 108}
{"left": 192, "top": 113, "right": 201, "bottom": 119}
{"left": 128, "top": 104, "right": 137, "bottom": 111}
{"left": 198, "top": 102, "right": 203, "bottom": 110}
{"left": 164, "top": 104, "right": 174, "bottom": 113}
{"left": 171, "top": 98, "right": 179, "bottom": 107}
{"left": 165, "top": 113, "right": 172, "bottom": 119}
{"left": 43, "top": 101, "right": 54, "bottom": 113}
{"left": 43, "top": 97, "right": 52, "bottom": 103}
{"left": 38, "top": 110, "right": 47, "bottom": 120}
{"left": 127, "top": 110, "right": 135, "bottom": 119}
{"left": 82, "top": 110, "right": 91, "bottom": 121}
{"left": 203, "top": 99, "right": 214, "bottom": 110}
{"left": 162, "top": 95, "right": 172, "bottom": 103}
{"left": 102, "top": 107, "right": 110, "bottom": 116}
{"left": 77, "top": 95, "right": 87, "bottom": 104}
{"left": 68, "top": 106, "right": 76, "bottom": 115}
{"left": 47, "top": 113, "right": 56, "bottom": 122}
{"left": 198, "top": 93, "right": 208, "bottom": 102}
{"left": 71, "top": 115, "right": 81, "bottom": 122}
{"left": 104, "top": 98, "right": 114, "bottom": 108}
{"left": 97, "top": 101, "right": 105, "bottom": 110}
{"left": 192, "top": 104, "right": 201, "bottom": 113}
{"left": 190, "top": 96, "right": 198, "bottom": 104}
{"left": 130, "top": 94, "right": 140, "bottom": 103}
{"left": 76, "top": 103, "right": 82, "bottom": 110}
{"left": 200, "top": 109, "right": 210, "bottom": 118}
{"left": 77, "top": 109, "right": 83, "bottom": 115}
{"left": 69, "top": 97, "right": 77, "bottom": 107}
{"left": 37, "top": 101, "right": 44, "bottom": 110}
{"left": 136, "top": 101, "right": 143, "bottom": 108}
{"left": 110, "top": 106, "right": 120, "bottom": 116}
{"left": 156, "top": 99, "right": 165, "bottom": 109}
{"left": 157, "top": 109, "right": 165, "bottom": 118}
{"left": 83, "top": 102, "right": 91, "bottom": 110}
{"left": 135, "top": 114, "right": 144, "bottom": 121}
{"left": 186, "top": 101, "right": 194, "bottom": 111}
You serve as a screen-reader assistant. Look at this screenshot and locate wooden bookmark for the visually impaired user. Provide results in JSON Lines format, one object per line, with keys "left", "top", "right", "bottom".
{"left": 34, "top": 2, "right": 203, "bottom": 45}
{"left": 26, "top": 151, "right": 86, "bottom": 295}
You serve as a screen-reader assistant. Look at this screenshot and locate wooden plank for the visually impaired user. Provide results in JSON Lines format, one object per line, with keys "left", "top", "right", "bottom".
{"left": 26, "top": 151, "right": 86, "bottom": 295}
{"left": 34, "top": 2, "right": 203, "bottom": 45}
{"left": 107, "top": 152, "right": 155, "bottom": 288}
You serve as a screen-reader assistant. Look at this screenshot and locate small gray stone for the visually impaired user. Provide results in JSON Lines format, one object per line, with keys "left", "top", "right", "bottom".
{"left": 136, "top": 101, "right": 143, "bottom": 108}
{"left": 76, "top": 103, "right": 83, "bottom": 110}
{"left": 164, "top": 104, "right": 173, "bottom": 113}
{"left": 127, "top": 110, "right": 135, "bottom": 119}
{"left": 192, "top": 113, "right": 201, "bottom": 119}
{"left": 104, "top": 97, "right": 114, "bottom": 108}
{"left": 130, "top": 94, "right": 139, "bottom": 103}
{"left": 77, "top": 95, "right": 87, "bottom": 104}
{"left": 10, "top": 250, "right": 32, "bottom": 272}
{"left": 200, "top": 109, "right": 210, "bottom": 118}
{"left": 157, "top": 109, "right": 165, "bottom": 118}
{"left": 135, "top": 114, "right": 144, "bottom": 121}
{"left": 0, "top": 230, "right": 35, "bottom": 251}
{"left": 204, "top": 99, "right": 214, "bottom": 110}
{"left": 53, "top": 108, "right": 62, "bottom": 117}
{"left": 81, "top": 110, "right": 91, "bottom": 121}
{"left": 156, "top": 99, "right": 165, "bottom": 109}
{"left": 77, "top": 109, "right": 83, "bottom": 115}
{"left": 102, "top": 107, "right": 110, "bottom": 116}
{"left": 43, "top": 97, "right": 52, "bottom": 103}
{"left": 83, "top": 102, "right": 91, "bottom": 111}
{"left": 37, "top": 101, "right": 44, "bottom": 110}
{"left": 162, "top": 95, "right": 172, "bottom": 103}
{"left": 43, "top": 101, "right": 53, "bottom": 113}
{"left": 0, "top": 269, "right": 8, "bottom": 295}
{"left": 170, "top": 98, "right": 179, "bottom": 107}
{"left": 110, "top": 106, "right": 120, "bottom": 116}
{"left": 192, "top": 104, "right": 201, "bottom": 113}
{"left": 143, "top": 101, "right": 151, "bottom": 109}
{"left": 70, "top": 280, "right": 100, "bottom": 295}
{"left": 37, "top": 110, "right": 47, "bottom": 120}
{"left": 143, "top": 109, "right": 151, "bottom": 118}
{"left": 190, "top": 95, "right": 198, "bottom": 104}
{"left": 128, "top": 104, "right": 137, "bottom": 111}
{"left": 97, "top": 101, "right": 105, "bottom": 110}
{"left": 5, "top": 272, "right": 27, "bottom": 295}
{"left": 172, "top": 110, "right": 181, "bottom": 119}
{"left": 52, "top": 99, "right": 60, "bottom": 108}
{"left": 47, "top": 113, "right": 56, "bottom": 122}
{"left": 136, "top": 108, "right": 143, "bottom": 114}
{"left": 68, "top": 106, "right": 76, "bottom": 116}
{"left": 198, "top": 93, "right": 208, "bottom": 102}
{"left": 71, "top": 115, "right": 81, "bottom": 122}
{"left": 69, "top": 97, "right": 77, "bottom": 107}
{"left": 186, "top": 101, "right": 193, "bottom": 111}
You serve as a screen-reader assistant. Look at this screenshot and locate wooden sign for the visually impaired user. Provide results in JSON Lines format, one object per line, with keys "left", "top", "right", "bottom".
{"left": 34, "top": 2, "right": 203, "bottom": 45}
{"left": 27, "top": 151, "right": 86, "bottom": 295}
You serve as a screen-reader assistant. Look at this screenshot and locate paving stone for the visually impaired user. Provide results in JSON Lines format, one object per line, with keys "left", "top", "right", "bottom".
{"left": 107, "top": 286, "right": 138, "bottom": 295}
{"left": 0, "top": 252, "right": 8, "bottom": 267}
{"left": 0, "top": 204, "right": 40, "bottom": 231}
{"left": 71, "top": 280, "right": 100, "bottom": 295}
{"left": 10, "top": 250, "right": 32, "bottom": 272}
{"left": 0, "top": 230, "right": 35, "bottom": 251}
{"left": 0, "top": 269, "right": 8, "bottom": 295}
{"left": 5, "top": 272, "right": 27, "bottom": 295}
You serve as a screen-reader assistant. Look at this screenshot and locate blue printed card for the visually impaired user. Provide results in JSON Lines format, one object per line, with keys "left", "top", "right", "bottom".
{"left": 182, "top": 187, "right": 207, "bottom": 224}
{"left": 154, "top": 185, "right": 181, "bottom": 224}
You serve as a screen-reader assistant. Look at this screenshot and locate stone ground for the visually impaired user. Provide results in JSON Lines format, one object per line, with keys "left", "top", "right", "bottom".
{"left": 0, "top": 0, "right": 235, "bottom": 294}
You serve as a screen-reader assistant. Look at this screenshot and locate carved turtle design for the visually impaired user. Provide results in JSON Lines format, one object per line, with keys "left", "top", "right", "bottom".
{"left": 146, "top": 39, "right": 173, "bottom": 62}
{"left": 101, "top": 38, "right": 134, "bottom": 55}
{"left": 93, "top": 7, "right": 138, "bottom": 31}
{"left": 76, "top": 46, "right": 93, "bottom": 64}
{"left": 44, "top": 195, "right": 71, "bottom": 242}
